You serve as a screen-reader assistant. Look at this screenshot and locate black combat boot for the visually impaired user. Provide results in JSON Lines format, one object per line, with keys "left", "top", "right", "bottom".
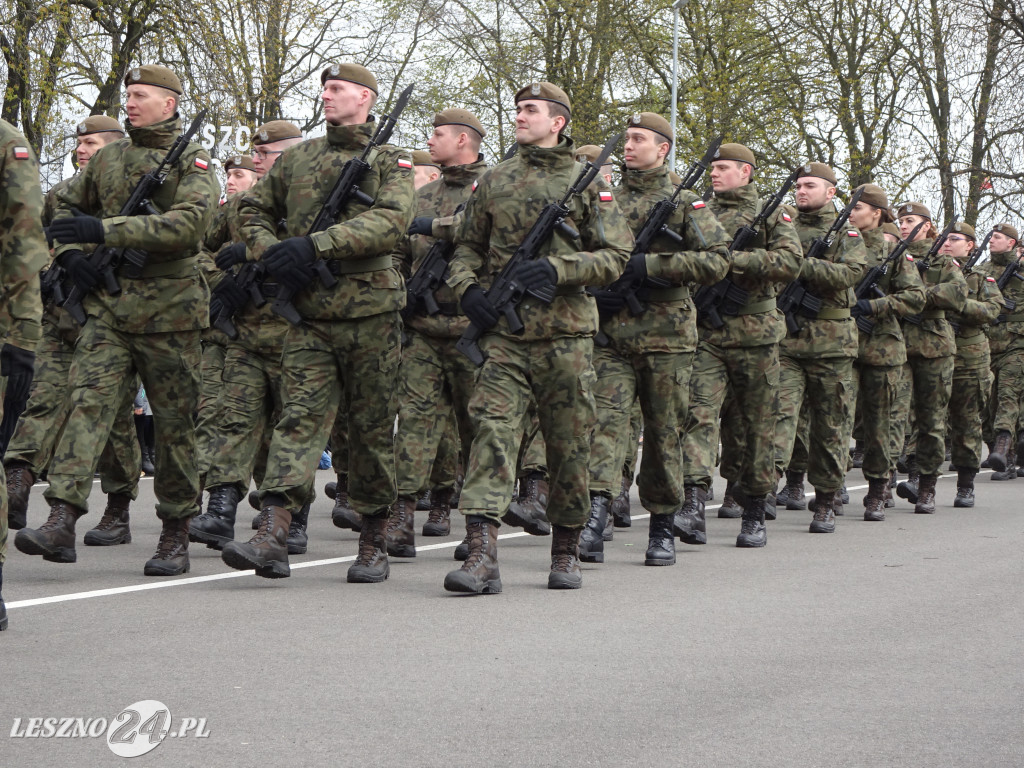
{"left": 992, "top": 447, "right": 1017, "bottom": 480}
{"left": 953, "top": 469, "right": 976, "bottom": 508}
{"left": 15, "top": 501, "right": 83, "bottom": 562}
{"left": 674, "top": 485, "right": 707, "bottom": 545}
{"left": 84, "top": 493, "right": 132, "bottom": 546}
{"left": 579, "top": 494, "right": 609, "bottom": 563}
{"left": 415, "top": 489, "right": 431, "bottom": 511}
{"left": 548, "top": 525, "right": 583, "bottom": 590}
{"left": 833, "top": 489, "right": 845, "bottom": 517}
{"left": 736, "top": 495, "right": 768, "bottom": 548}
{"left": 329, "top": 474, "right": 362, "bottom": 531}
{"left": 189, "top": 484, "right": 241, "bottom": 550}
{"left": 897, "top": 457, "right": 920, "bottom": 503}
{"left": 809, "top": 490, "right": 836, "bottom": 533}
{"left": 140, "top": 449, "right": 156, "bottom": 477}
{"left": 287, "top": 502, "right": 310, "bottom": 554}
{"left": 221, "top": 504, "right": 291, "bottom": 578}
{"left": 851, "top": 442, "right": 864, "bottom": 468}
{"left": 777, "top": 470, "right": 807, "bottom": 510}
{"left": 422, "top": 488, "right": 452, "bottom": 536}
{"left": 718, "top": 481, "right": 743, "bottom": 519}
{"left": 502, "top": 472, "right": 551, "bottom": 536}
{"left": 5, "top": 462, "right": 35, "bottom": 530}
{"left": 248, "top": 491, "right": 261, "bottom": 529}
{"left": 611, "top": 475, "right": 632, "bottom": 528}
{"left": 645, "top": 514, "right": 675, "bottom": 565}
{"left": 980, "top": 444, "right": 993, "bottom": 469}
{"left": 885, "top": 470, "right": 896, "bottom": 508}
{"left": 385, "top": 497, "right": 417, "bottom": 558}
{"left": 444, "top": 515, "right": 500, "bottom": 593}
{"left": 454, "top": 529, "right": 471, "bottom": 561}
{"left": 839, "top": 485, "right": 849, "bottom": 506}
{"left": 914, "top": 474, "right": 937, "bottom": 514}
{"left": 0, "top": 563, "right": 7, "bottom": 631}
{"left": 144, "top": 517, "right": 191, "bottom": 576}
{"left": 347, "top": 513, "right": 390, "bottom": 583}
{"left": 863, "top": 478, "right": 888, "bottom": 521}
{"left": 989, "top": 430, "right": 1012, "bottom": 472}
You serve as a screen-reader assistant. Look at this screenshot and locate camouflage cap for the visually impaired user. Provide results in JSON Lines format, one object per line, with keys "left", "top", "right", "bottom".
{"left": 75, "top": 115, "right": 125, "bottom": 137}
{"left": 713, "top": 142, "right": 756, "bottom": 168}
{"left": 411, "top": 150, "right": 440, "bottom": 168}
{"left": 433, "top": 108, "right": 486, "bottom": 139}
{"left": 797, "top": 162, "right": 837, "bottom": 185}
{"left": 951, "top": 221, "right": 976, "bottom": 240}
{"left": 514, "top": 82, "right": 571, "bottom": 114}
{"left": 224, "top": 154, "right": 257, "bottom": 172}
{"left": 896, "top": 201, "right": 931, "bottom": 221}
{"left": 992, "top": 222, "right": 1019, "bottom": 242}
{"left": 626, "top": 112, "right": 673, "bottom": 144}
{"left": 882, "top": 222, "right": 901, "bottom": 238}
{"left": 123, "top": 64, "right": 183, "bottom": 95}
{"left": 253, "top": 120, "right": 303, "bottom": 145}
{"left": 320, "top": 63, "right": 378, "bottom": 94}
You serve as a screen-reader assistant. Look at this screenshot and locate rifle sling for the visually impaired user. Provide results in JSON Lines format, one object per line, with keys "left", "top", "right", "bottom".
{"left": 1001, "top": 313, "right": 1024, "bottom": 322}
{"left": 647, "top": 286, "right": 690, "bottom": 302}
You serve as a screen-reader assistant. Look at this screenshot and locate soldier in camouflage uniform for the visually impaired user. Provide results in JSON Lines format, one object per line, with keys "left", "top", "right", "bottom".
{"left": 445, "top": 82, "right": 632, "bottom": 593}
{"left": 387, "top": 109, "right": 488, "bottom": 556}
{"left": 893, "top": 202, "right": 967, "bottom": 513}
{"left": 846, "top": 184, "right": 925, "bottom": 520}
{"left": 680, "top": 142, "right": 802, "bottom": 547}
{"left": 225, "top": 63, "right": 414, "bottom": 583}
{"left": 772, "top": 163, "right": 867, "bottom": 534}
{"left": 6, "top": 116, "right": 143, "bottom": 547}
{"left": 943, "top": 223, "right": 1001, "bottom": 506}
{"left": 0, "top": 118, "right": 47, "bottom": 629}
{"left": 16, "top": 65, "right": 218, "bottom": 576}
{"left": 584, "top": 113, "right": 729, "bottom": 566}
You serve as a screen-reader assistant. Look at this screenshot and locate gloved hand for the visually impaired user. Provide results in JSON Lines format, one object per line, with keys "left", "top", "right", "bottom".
{"left": 852, "top": 299, "right": 874, "bottom": 317}
{"left": 47, "top": 209, "right": 105, "bottom": 245}
{"left": 408, "top": 217, "right": 434, "bottom": 236}
{"left": 262, "top": 236, "right": 316, "bottom": 292}
{"left": 1, "top": 343, "right": 35, "bottom": 379}
{"left": 209, "top": 295, "right": 224, "bottom": 321}
{"left": 513, "top": 258, "right": 557, "bottom": 292}
{"left": 212, "top": 275, "right": 249, "bottom": 317}
{"left": 620, "top": 252, "right": 648, "bottom": 284}
{"left": 461, "top": 285, "right": 499, "bottom": 330}
{"left": 215, "top": 242, "right": 247, "bottom": 271}
{"left": 591, "top": 289, "right": 626, "bottom": 318}
{"left": 60, "top": 249, "right": 102, "bottom": 292}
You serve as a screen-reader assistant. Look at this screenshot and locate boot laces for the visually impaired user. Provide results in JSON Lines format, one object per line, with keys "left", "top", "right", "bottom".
{"left": 39, "top": 504, "right": 71, "bottom": 532}
{"left": 153, "top": 522, "right": 184, "bottom": 559}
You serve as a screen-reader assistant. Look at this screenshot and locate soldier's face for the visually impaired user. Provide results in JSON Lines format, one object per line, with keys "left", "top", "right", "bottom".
{"left": 515, "top": 100, "right": 562, "bottom": 147}
{"left": 75, "top": 134, "right": 108, "bottom": 169}
{"left": 427, "top": 125, "right": 461, "bottom": 166}
{"left": 900, "top": 214, "right": 930, "bottom": 241}
{"left": 226, "top": 168, "right": 257, "bottom": 196}
{"left": 848, "top": 201, "right": 882, "bottom": 232}
{"left": 125, "top": 84, "right": 176, "bottom": 128}
{"left": 940, "top": 234, "right": 973, "bottom": 260}
{"left": 623, "top": 128, "right": 668, "bottom": 171}
{"left": 794, "top": 177, "right": 835, "bottom": 211}
{"left": 252, "top": 141, "right": 289, "bottom": 177}
{"left": 990, "top": 231, "right": 1016, "bottom": 253}
{"left": 709, "top": 160, "right": 750, "bottom": 192}
{"left": 322, "top": 80, "right": 372, "bottom": 126}
{"left": 413, "top": 165, "right": 440, "bottom": 189}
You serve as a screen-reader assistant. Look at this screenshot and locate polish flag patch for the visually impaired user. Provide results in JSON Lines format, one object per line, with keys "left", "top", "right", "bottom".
{"left": 472, "top": 180, "right": 479, "bottom": 192}
{"left": 692, "top": 200, "right": 706, "bottom": 209}
{"left": 987, "top": 276, "right": 996, "bottom": 282}
{"left": 397, "top": 157, "right": 413, "bottom": 170}
{"left": 599, "top": 190, "right": 613, "bottom": 203}
{"left": 194, "top": 157, "right": 209, "bottom": 170}
{"left": 847, "top": 230, "right": 859, "bottom": 237}
{"left": 953, "top": 259, "right": 961, "bottom": 267}
{"left": 13, "top": 146, "right": 29, "bottom": 160}
{"left": 782, "top": 212, "right": 792, "bottom": 222}
{"left": 906, "top": 254, "right": 914, "bottom": 261}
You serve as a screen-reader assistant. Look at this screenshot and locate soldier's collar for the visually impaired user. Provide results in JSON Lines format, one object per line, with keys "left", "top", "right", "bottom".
{"left": 712, "top": 182, "right": 759, "bottom": 204}
{"left": 990, "top": 248, "right": 1016, "bottom": 267}
{"left": 440, "top": 158, "right": 487, "bottom": 187}
{"left": 516, "top": 137, "right": 575, "bottom": 169}
{"left": 622, "top": 163, "right": 669, "bottom": 188}
{"left": 126, "top": 114, "right": 182, "bottom": 149}
{"left": 326, "top": 117, "right": 375, "bottom": 150}
{"left": 796, "top": 202, "right": 836, "bottom": 223}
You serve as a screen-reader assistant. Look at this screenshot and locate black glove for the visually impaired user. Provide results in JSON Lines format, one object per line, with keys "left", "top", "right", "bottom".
{"left": 461, "top": 285, "right": 499, "bottom": 330}
{"left": 61, "top": 249, "right": 102, "bottom": 292}
{"left": 620, "top": 252, "right": 648, "bottom": 284}
{"left": 408, "top": 217, "right": 434, "bottom": 236}
{"left": 47, "top": 209, "right": 105, "bottom": 245}
{"left": 262, "top": 236, "right": 316, "bottom": 292}
{"left": 209, "top": 295, "right": 224, "bottom": 321}
{"left": 592, "top": 289, "right": 626, "bottom": 318}
{"left": 212, "top": 276, "right": 249, "bottom": 316}
{"left": 1, "top": 343, "right": 35, "bottom": 379}
{"left": 513, "top": 258, "right": 557, "bottom": 292}
{"left": 215, "top": 242, "right": 247, "bottom": 271}
{"left": 852, "top": 299, "right": 874, "bottom": 317}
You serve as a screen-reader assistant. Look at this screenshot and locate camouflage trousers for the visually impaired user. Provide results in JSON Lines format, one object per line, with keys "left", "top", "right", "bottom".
{"left": 517, "top": 406, "right": 548, "bottom": 478}
{"left": 899, "top": 355, "right": 954, "bottom": 475}
{"left": 429, "top": 411, "right": 461, "bottom": 491}
{"left": 44, "top": 315, "right": 201, "bottom": 520}
{"left": 684, "top": 342, "right": 779, "bottom": 497}
{"left": 623, "top": 398, "right": 642, "bottom": 481}
{"left": 461, "top": 334, "right": 596, "bottom": 527}
{"left": 195, "top": 337, "right": 227, "bottom": 486}
{"left": 394, "top": 329, "right": 477, "bottom": 499}
{"left": 990, "top": 349, "right": 1024, "bottom": 436}
{"left": 5, "top": 315, "right": 140, "bottom": 496}
{"left": 773, "top": 354, "right": 855, "bottom": 492}
{"left": 591, "top": 344, "right": 691, "bottom": 513}
{"left": 785, "top": 402, "right": 812, "bottom": 474}
{"left": 260, "top": 313, "right": 401, "bottom": 515}
{"left": 718, "top": 389, "right": 741, "bottom": 482}
{"left": 852, "top": 362, "right": 903, "bottom": 480}
{"left": 948, "top": 351, "right": 992, "bottom": 471}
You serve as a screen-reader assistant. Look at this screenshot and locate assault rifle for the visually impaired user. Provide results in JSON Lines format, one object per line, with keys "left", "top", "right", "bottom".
{"left": 211, "top": 260, "right": 269, "bottom": 339}
{"left": 270, "top": 84, "right": 414, "bottom": 325}
{"left": 776, "top": 186, "right": 864, "bottom": 334}
{"left": 62, "top": 109, "right": 208, "bottom": 325}
{"left": 903, "top": 217, "right": 958, "bottom": 326}
{"left": 995, "top": 256, "right": 1024, "bottom": 315}
{"left": 592, "top": 135, "right": 722, "bottom": 347}
{"left": 402, "top": 202, "right": 467, "bottom": 322}
{"left": 693, "top": 167, "right": 800, "bottom": 329}
{"left": 455, "top": 132, "right": 621, "bottom": 366}
{"left": 851, "top": 220, "right": 925, "bottom": 334}
{"left": 40, "top": 264, "right": 67, "bottom": 306}
{"left": 962, "top": 228, "right": 994, "bottom": 276}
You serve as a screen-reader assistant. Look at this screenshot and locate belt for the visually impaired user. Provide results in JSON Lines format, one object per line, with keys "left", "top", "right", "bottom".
{"left": 1001, "top": 313, "right": 1024, "bottom": 322}
{"left": 647, "top": 286, "right": 690, "bottom": 302}
{"left": 919, "top": 310, "right": 946, "bottom": 320}
{"left": 326, "top": 255, "right": 394, "bottom": 275}
{"left": 955, "top": 329, "right": 985, "bottom": 344}
{"left": 435, "top": 302, "right": 461, "bottom": 316}
{"left": 816, "top": 308, "right": 851, "bottom": 320}
{"left": 735, "top": 298, "right": 777, "bottom": 315}
{"left": 120, "top": 256, "right": 197, "bottom": 279}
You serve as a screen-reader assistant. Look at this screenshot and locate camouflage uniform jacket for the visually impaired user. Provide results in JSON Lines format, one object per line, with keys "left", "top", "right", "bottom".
{"left": 982, "top": 249, "right": 1024, "bottom": 356}
{"left": 239, "top": 119, "right": 414, "bottom": 321}
{"left": 702, "top": 182, "right": 802, "bottom": 348}
{"left": 198, "top": 193, "right": 246, "bottom": 344}
{"left": 44, "top": 176, "right": 74, "bottom": 227}
{"left": 0, "top": 119, "right": 46, "bottom": 350}
{"left": 447, "top": 137, "right": 633, "bottom": 341}
{"left": 856, "top": 227, "right": 926, "bottom": 367}
{"left": 781, "top": 202, "right": 867, "bottom": 359}
{"left": 401, "top": 157, "right": 487, "bottom": 338}
{"left": 949, "top": 267, "right": 1001, "bottom": 367}
{"left": 598, "top": 163, "right": 730, "bottom": 354}
{"left": 53, "top": 115, "right": 218, "bottom": 334}
{"left": 902, "top": 239, "right": 967, "bottom": 359}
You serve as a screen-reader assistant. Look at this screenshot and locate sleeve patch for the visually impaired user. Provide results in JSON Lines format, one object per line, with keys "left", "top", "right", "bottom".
{"left": 397, "top": 157, "right": 413, "bottom": 170}
{"left": 13, "top": 146, "right": 30, "bottom": 160}
{"left": 472, "top": 179, "right": 479, "bottom": 192}
{"left": 906, "top": 254, "right": 913, "bottom": 261}
{"left": 692, "top": 200, "right": 706, "bottom": 209}
{"left": 782, "top": 213, "right": 792, "bottom": 222}
{"left": 987, "top": 276, "right": 996, "bottom": 282}
{"left": 847, "top": 230, "right": 859, "bottom": 237}
{"left": 194, "top": 157, "right": 209, "bottom": 170}
{"left": 599, "top": 190, "right": 613, "bottom": 203}
{"left": 953, "top": 259, "right": 961, "bottom": 267}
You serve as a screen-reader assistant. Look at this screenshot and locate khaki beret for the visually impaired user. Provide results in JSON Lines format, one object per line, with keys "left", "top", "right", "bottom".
{"left": 992, "top": 222, "right": 1019, "bottom": 242}
{"left": 224, "top": 155, "right": 257, "bottom": 173}
{"left": 434, "top": 108, "right": 486, "bottom": 139}
{"left": 855, "top": 183, "right": 889, "bottom": 211}
{"left": 75, "top": 115, "right": 124, "bottom": 137}
{"left": 797, "top": 162, "right": 837, "bottom": 185}
{"left": 320, "top": 63, "right": 378, "bottom": 94}
{"left": 713, "top": 142, "right": 756, "bottom": 168}
{"left": 896, "top": 201, "right": 931, "bottom": 221}
{"left": 514, "top": 82, "right": 571, "bottom": 114}
{"left": 625, "top": 112, "right": 673, "bottom": 144}
{"left": 253, "top": 121, "right": 303, "bottom": 145}
{"left": 882, "top": 222, "right": 901, "bottom": 238}
{"left": 411, "top": 150, "right": 439, "bottom": 168}
{"left": 575, "top": 144, "right": 601, "bottom": 163}
{"left": 951, "top": 221, "right": 976, "bottom": 240}
{"left": 124, "top": 64, "right": 182, "bottom": 95}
